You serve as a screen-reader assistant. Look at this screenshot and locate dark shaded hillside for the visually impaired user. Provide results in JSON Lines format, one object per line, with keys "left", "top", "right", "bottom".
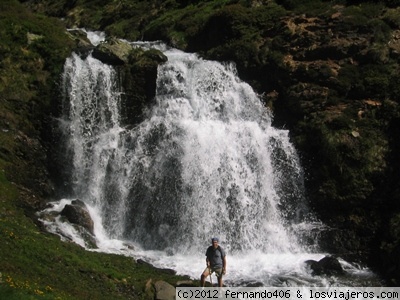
{"left": 1, "top": 0, "right": 400, "bottom": 292}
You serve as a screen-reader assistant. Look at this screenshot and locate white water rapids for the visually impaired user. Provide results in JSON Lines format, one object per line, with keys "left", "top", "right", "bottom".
{"left": 40, "top": 37, "right": 379, "bottom": 286}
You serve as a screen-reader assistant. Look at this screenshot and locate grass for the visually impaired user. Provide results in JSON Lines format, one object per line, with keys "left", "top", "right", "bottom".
{"left": 0, "top": 167, "right": 190, "bottom": 299}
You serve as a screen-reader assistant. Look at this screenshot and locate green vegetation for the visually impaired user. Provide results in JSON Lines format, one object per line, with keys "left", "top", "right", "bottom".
{"left": 0, "top": 0, "right": 73, "bottom": 138}
{"left": 383, "top": 7, "right": 400, "bottom": 28}
{"left": 276, "top": 0, "right": 337, "bottom": 15}
{"left": 295, "top": 110, "right": 387, "bottom": 204}
{"left": 0, "top": 170, "right": 187, "bottom": 299}
{"left": 0, "top": 1, "right": 190, "bottom": 298}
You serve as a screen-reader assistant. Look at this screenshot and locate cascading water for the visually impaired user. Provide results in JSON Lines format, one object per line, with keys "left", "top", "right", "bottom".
{"left": 42, "top": 37, "right": 379, "bottom": 286}
{"left": 117, "top": 48, "right": 311, "bottom": 254}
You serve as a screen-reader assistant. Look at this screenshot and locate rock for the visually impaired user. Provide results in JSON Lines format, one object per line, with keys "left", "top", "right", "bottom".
{"left": 60, "top": 199, "right": 94, "bottom": 235}
{"left": 71, "top": 199, "right": 86, "bottom": 208}
{"left": 388, "top": 29, "right": 400, "bottom": 58}
{"left": 275, "top": 275, "right": 311, "bottom": 286}
{"left": 143, "top": 48, "right": 168, "bottom": 63}
{"left": 74, "top": 224, "right": 97, "bottom": 249}
{"left": 118, "top": 48, "right": 167, "bottom": 126}
{"left": 27, "top": 32, "right": 43, "bottom": 45}
{"left": 154, "top": 280, "right": 176, "bottom": 300}
{"left": 66, "top": 29, "right": 95, "bottom": 58}
{"left": 39, "top": 210, "right": 59, "bottom": 222}
{"left": 318, "top": 256, "right": 345, "bottom": 275}
{"left": 123, "top": 241, "right": 135, "bottom": 250}
{"left": 305, "top": 256, "right": 345, "bottom": 276}
{"left": 176, "top": 280, "right": 196, "bottom": 287}
{"left": 92, "top": 37, "right": 134, "bottom": 65}
{"left": 245, "top": 281, "right": 264, "bottom": 287}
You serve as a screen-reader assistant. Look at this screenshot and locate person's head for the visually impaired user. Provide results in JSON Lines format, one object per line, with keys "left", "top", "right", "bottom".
{"left": 211, "top": 237, "right": 219, "bottom": 248}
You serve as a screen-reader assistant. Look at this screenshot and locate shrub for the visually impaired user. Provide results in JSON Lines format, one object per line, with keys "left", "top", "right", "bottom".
{"left": 336, "top": 65, "right": 364, "bottom": 98}
{"left": 361, "top": 64, "right": 393, "bottom": 99}
{"left": 383, "top": 7, "right": 400, "bottom": 28}
{"left": 340, "top": 3, "right": 386, "bottom": 33}
{"left": 369, "top": 19, "right": 392, "bottom": 44}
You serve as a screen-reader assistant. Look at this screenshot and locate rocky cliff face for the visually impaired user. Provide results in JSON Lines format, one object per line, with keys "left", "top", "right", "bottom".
{"left": 4, "top": 0, "right": 400, "bottom": 285}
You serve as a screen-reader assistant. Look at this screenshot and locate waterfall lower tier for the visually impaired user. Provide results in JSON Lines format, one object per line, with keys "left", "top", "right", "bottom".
{"left": 41, "top": 40, "right": 380, "bottom": 286}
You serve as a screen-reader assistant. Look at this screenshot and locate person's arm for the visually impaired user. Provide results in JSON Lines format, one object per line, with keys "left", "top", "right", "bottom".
{"left": 222, "top": 255, "right": 227, "bottom": 274}
{"left": 206, "top": 248, "right": 210, "bottom": 267}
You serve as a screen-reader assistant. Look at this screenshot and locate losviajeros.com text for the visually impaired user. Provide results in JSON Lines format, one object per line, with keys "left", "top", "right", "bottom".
{"left": 309, "top": 289, "right": 399, "bottom": 300}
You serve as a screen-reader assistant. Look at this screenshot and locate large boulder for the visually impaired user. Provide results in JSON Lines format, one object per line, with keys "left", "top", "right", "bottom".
{"left": 60, "top": 199, "right": 94, "bottom": 235}
{"left": 92, "top": 37, "right": 134, "bottom": 65}
{"left": 66, "top": 29, "right": 95, "bottom": 57}
{"left": 154, "top": 281, "right": 176, "bottom": 300}
{"left": 305, "top": 256, "right": 345, "bottom": 276}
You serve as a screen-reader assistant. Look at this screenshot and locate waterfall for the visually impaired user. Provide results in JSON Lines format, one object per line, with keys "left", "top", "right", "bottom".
{"left": 127, "top": 49, "right": 311, "bottom": 255}
{"left": 61, "top": 47, "right": 310, "bottom": 253}
{"left": 60, "top": 52, "right": 125, "bottom": 237}
{"left": 48, "top": 41, "right": 378, "bottom": 286}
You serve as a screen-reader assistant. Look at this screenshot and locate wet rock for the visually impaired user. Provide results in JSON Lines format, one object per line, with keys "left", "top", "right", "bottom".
{"left": 60, "top": 199, "right": 94, "bottom": 235}
{"left": 92, "top": 37, "right": 133, "bottom": 65}
{"left": 245, "top": 281, "right": 264, "bottom": 287}
{"left": 118, "top": 48, "right": 167, "bottom": 126}
{"left": 142, "top": 48, "right": 168, "bottom": 64}
{"left": 275, "top": 275, "right": 312, "bottom": 286}
{"left": 305, "top": 256, "right": 345, "bottom": 276}
{"left": 123, "top": 241, "right": 135, "bottom": 250}
{"left": 67, "top": 29, "right": 95, "bottom": 58}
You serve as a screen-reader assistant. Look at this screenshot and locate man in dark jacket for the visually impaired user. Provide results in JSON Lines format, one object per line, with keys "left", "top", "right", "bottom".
{"left": 200, "top": 237, "right": 227, "bottom": 287}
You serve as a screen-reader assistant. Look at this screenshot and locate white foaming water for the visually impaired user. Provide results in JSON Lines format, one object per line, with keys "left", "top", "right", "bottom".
{"left": 43, "top": 41, "right": 380, "bottom": 286}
